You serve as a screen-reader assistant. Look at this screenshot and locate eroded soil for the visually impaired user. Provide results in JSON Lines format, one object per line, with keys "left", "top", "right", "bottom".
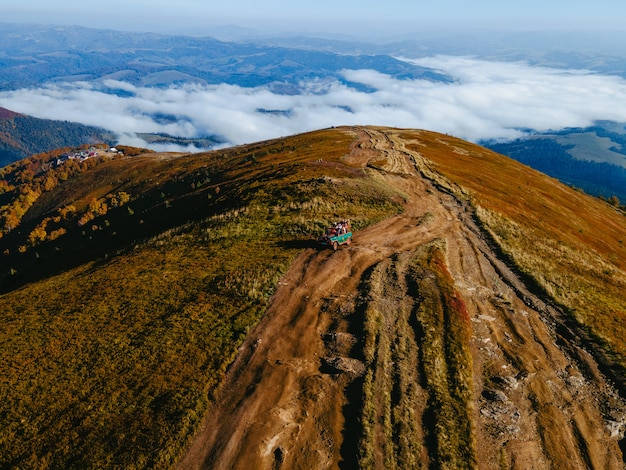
{"left": 178, "top": 127, "right": 626, "bottom": 469}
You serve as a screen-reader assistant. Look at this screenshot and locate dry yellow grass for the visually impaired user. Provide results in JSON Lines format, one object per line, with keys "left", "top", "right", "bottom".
{"left": 2, "top": 126, "right": 625, "bottom": 468}
{"left": 0, "top": 128, "right": 404, "bottom": 468}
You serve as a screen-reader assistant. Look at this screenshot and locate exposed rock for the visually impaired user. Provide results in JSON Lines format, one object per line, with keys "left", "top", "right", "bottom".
{"left": 321, "top": 356, "right": 366, "bottom": 377}
{"left": 491, "top": 375, "right": 519, "bottom": 390}
{"left": 566, "top": 374, "right": 585, "bottom": 388}
{"left": 607, "top": 419, "right": 626, "bottom": 439}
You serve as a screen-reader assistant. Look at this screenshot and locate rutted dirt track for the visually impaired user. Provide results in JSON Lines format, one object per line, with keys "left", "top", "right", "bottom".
{"left": 178, "top": 128, "right": 626, "bottom": 469}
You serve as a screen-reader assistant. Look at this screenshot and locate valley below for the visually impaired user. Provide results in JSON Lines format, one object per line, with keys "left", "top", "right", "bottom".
{"left": 179, "top": 128, "right": 626, "bottom": 469}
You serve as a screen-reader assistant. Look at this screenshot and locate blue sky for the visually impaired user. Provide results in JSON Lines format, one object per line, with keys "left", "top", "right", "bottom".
{"left": 3, "top": 0, "right": 626, "bottom": 37}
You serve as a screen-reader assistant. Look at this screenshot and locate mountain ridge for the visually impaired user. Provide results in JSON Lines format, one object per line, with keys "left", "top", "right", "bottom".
{"left": 0, "top": 23, "right": 451, "bottom": 92}
{"left": 0, "top": 106, "right": 21, "bottom": 119}
{"left": 3, "top": 22, "right": 626, "bottom": 203}
{"left": 183, "top": 129, "right": 626, "bottom": 469}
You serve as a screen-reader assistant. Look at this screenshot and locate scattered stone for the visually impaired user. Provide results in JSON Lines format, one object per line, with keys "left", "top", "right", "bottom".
{"left": 492, "top": 375, "right": 519, "bottom": 390}
{"left": 323, "top": 332, "right": 357, "bottom": 353}
{"left": 566, "top": 375, "right": 585, "bottom": 389}
{"left": 606, "top": 419, "right": 625, "bottom": 439}
{"left": 505, "top": 425, "right": 521, "bottom": 435}
{"left": 321, "top": 357, "right": 366, "bottom": 377}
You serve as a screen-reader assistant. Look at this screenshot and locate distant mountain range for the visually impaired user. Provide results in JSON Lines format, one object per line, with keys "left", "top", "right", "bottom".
{"left": 3, "top": 23, "right": 625, "bottom": 93}
{"left": 253, "top": 29, "right": 626, "bottom": 78}
{"left": 0, "top": 106, "right": 111, "bottom": 166}
{"left": 0, "top": 23, "right": 451, "bottom": 92}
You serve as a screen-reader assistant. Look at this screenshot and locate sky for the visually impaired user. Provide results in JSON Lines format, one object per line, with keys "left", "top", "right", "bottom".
{"left": 3, "top": 0, "right": 626, "bottom": 37}
{"left": 3, "top": 56, "right": 626, "bottom": 151}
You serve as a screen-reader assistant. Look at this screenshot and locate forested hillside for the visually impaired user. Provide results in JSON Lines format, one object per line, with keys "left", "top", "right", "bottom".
{"left": 485, "top": 123, "right": 626, "bottom": 202}
{"left": 0, "top": 107, "right": 111, "bottom": 167}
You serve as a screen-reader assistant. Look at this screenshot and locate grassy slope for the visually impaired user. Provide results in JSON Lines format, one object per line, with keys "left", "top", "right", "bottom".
{"left": 2, "top": 126, "right": 626, "bottom": 467}
{"left": 0, "top": 128, "right": 404, "bottom": 468}
{"left": 400, "top": 129, "right": 626, "bottom": 370}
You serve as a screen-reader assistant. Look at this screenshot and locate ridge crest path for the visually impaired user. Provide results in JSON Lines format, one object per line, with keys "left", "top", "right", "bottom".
{"left": 178, "top": 127, "right": 626, "bottom": 469}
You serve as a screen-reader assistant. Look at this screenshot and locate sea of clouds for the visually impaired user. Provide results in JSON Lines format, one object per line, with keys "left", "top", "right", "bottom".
{"left": 2, "top": 56, "right": 626, "bottom": 152}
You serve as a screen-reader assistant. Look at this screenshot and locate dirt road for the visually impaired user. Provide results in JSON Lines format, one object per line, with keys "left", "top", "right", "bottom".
{"left": 178, "top": 127, "right": 626, "bottom": 469}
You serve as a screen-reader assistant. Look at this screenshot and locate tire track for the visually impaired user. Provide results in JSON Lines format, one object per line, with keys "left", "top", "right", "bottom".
{"left": 178, "top": 126, "right": 626, "bottom": 469}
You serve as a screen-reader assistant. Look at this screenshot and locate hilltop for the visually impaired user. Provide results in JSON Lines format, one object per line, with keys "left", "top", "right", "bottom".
{"left": 1, "top": 127, "right": 625, "bottom": 468}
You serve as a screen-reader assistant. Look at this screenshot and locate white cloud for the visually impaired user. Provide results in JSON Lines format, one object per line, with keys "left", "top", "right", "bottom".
{"left": 2, "top": 57, "right": 626, "bottom": 151}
